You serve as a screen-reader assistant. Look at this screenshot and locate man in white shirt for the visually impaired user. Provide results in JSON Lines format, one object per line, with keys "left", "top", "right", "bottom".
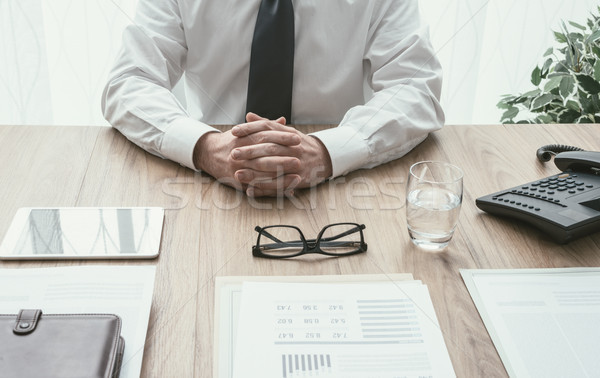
{"left": 102, "top": 0, "right": 444, "bottom": 197}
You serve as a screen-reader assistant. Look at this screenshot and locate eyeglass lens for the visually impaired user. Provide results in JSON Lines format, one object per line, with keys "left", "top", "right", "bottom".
{"left": 319, "top": 224, "right": 363, "bottom": 254}
{"left": 259, "top": 226, "right": 304, "bottom": 257}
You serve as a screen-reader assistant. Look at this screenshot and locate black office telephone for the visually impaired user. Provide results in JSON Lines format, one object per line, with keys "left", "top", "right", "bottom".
{"left": 476, "top": 146, "right": 600, "bottom": 243}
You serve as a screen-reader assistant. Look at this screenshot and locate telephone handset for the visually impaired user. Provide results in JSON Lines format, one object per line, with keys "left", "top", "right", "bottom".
{"left": 476, "top": 147, "right": 600, "bottom": 243}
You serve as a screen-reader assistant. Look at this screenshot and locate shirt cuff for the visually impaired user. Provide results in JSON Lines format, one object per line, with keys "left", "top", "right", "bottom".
{"left": 310, "top": 126, "right": 370, "bottom": 178}
{"left": 162, "top": 117, "right": 219, "bottom": 170}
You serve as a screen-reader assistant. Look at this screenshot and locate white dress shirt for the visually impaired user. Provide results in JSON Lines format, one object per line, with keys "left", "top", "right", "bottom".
{"left": 102, "top": 0, "right": 444, "bottom": 178}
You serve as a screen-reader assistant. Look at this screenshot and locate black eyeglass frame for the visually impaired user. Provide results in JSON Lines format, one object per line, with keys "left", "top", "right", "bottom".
{"left": 252, "top": 223, "right": 367, "bottom": 259}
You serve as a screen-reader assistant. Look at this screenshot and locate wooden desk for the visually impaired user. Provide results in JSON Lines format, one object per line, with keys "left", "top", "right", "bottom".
{"left": 1, "top": 124, "right": 599, "bottom": 377}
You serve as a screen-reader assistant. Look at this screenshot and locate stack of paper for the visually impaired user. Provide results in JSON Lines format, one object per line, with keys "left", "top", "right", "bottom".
{"left": 214, "top": 275, "right": 455, "bottom": 378}
{"left": 461, "top": 268, "right": 600, "bottom": 377}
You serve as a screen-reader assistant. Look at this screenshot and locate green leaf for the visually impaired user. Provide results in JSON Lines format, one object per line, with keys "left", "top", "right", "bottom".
{"left": 566, "top": 99, "right": 580, "bottom": 111}
{"left": 592, "top": 46, "right": 600, "bottom": 58}
{"left": 497, "top": 101, "right": 509, "bottom": 109}
{"left": 544, "top": 76, "right": 563, "bottom": 92}
{"left": 568, "top": 32, "right": 584, "bottom": 41}
{"left": 557, "top": 108, "right": 580, "bottom": 123}
{"left": 554, "top": 31, "right": 567, "bottom": 43}
{"left": 536, "top": 114, "right": 554, "bottom": 123}
{"left": 568, "top": 21, "right": 587, "bottom": 30}
{"left": 531, "top": 93, "right": 555, "bottom": 110}
{"left": 579, "top": 90, "right": 596, "bottom": 113}
{"left": 517, "top": 89, "right": 541, "bottom": 100}
{"left": 594, "top": 59, "right": 600, "bottom": 82}
{"left": 559, "top": 76, "right": 575, "bottom": 98}
{"left": 501, "top": 107, "right": 519, "bottom": 121}
{"left": 542, "top": 58, "right": 554, "bottom": 78}
{"left": 547, "top": 111, "right": 559, "bottom": 122}
{"left": 555, "top": 65, "right": 569, "bottom": 75}
{"left": 543, "top": 47, "right": 554, "bottom": 57}
{"left": 531, "top": 66, "right": 542, "bottom": 86}
{"left": 591, "top": 94, "right": 600, "bottom": 111}
{"left": 576, "top": 114, "right": 594, "bottom": 123}
{"left": 576, "top": 73, "right": 600, "bottom": 94}
{"left": 586, "top": 29, "right": 600, "bottom": 44}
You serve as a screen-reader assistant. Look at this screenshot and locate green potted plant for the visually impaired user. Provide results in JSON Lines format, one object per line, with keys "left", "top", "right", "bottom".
{"left": 498, "top": 7, "right": 600, "bottom": 124}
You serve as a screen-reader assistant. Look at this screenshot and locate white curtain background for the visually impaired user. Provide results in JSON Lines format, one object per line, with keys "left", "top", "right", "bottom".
{"left": 0, "top": 0, "right": 597, "bottom": 126}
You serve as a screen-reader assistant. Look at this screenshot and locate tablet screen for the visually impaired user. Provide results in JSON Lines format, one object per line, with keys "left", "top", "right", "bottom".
{"left": 0, "top": 208, "right": 164, "bottom": 259}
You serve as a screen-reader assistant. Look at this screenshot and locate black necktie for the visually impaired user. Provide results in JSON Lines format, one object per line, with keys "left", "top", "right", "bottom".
{"left": 246, "top": 0, "right": 294, "bottom": 122}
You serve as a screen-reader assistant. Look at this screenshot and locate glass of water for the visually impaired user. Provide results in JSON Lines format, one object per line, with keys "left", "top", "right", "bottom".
{"left": 406, "top": 161, "right": 463, "bottom": 251}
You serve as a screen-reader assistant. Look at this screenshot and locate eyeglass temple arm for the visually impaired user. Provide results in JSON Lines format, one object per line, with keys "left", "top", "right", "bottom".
{"left": 258, "top": 228, "right": 286, "bottom": 244}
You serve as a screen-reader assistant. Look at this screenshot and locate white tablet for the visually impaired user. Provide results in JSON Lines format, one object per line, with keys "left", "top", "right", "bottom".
{"left": 0, "top": 207, "right": 164, "bottom": 260}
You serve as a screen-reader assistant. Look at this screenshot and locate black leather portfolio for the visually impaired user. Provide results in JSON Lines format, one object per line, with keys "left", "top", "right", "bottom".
{"left": 0, "top": 309, "right": 124, "bottom": 378}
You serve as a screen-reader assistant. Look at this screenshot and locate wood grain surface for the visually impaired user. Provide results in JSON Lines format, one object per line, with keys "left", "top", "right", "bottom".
{"left": 1, "top": 124, "right": 599, "bottom": 377}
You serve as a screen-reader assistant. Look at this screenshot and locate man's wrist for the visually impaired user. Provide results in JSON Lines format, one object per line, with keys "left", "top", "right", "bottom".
{"left": 310, "top": 135, "right": 333, "bottom": 181}
{"left": 193, "top": 131, "right": 219, "bottom": 172}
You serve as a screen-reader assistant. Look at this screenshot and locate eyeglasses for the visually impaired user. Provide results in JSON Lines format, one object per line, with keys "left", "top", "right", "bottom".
{"left": 253, "top": 223, "right": 367, "bottom": 259}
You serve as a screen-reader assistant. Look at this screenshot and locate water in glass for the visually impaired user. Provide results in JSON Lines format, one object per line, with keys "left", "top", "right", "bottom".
{"left": 406, "top": 187, "right": 462, "bottom": 251}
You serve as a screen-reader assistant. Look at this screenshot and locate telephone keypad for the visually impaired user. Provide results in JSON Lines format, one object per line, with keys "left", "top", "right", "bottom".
{"left": 490, "top": 171, "right": 597, "bottom": 211}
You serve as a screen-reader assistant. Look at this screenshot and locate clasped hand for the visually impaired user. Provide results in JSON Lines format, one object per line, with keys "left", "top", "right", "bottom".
{"left": 195, "top": 112, "right": 332, "bottom": 197}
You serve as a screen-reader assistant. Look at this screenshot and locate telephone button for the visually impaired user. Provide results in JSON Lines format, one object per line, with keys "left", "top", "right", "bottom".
{"left": 516, "top": 202, "right": 521, "bottom": 205}
{"left": 534, "top": 208, "right": 540, "bottom": 211}
{"left": 586, "top": 184, "right": 594, "bottom": 188}
{"left": 558, "top": 173, "right": 570, "bottom": 179}
{"left": 549, "top": 185, "right": 558, "bottom": 189}
{"left": 577, "top": 187, "right": 585, "bottom": 191}
{"left": 568, "top": 190, "right": 576, "bottom": 194}
{"left": 528, "top": 206, "right": 535, "bottom": 209}
{"left": 539, "top": 189, "right": 546, "bottom": 193}
{"left": 557, "top": 187, "right": 567, "bottom": 191}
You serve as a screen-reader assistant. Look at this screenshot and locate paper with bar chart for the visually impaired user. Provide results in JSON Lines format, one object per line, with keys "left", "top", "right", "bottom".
{"left": 232, "top": 281, "right": 455, "bottom": 378}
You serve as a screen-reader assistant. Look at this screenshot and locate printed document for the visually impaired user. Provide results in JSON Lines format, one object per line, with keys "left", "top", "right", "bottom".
{"left": 232, "top": 281, "right": 455, "bottom": 378}
{"left": 0, "top": 266, "right": 156, "bottom": 378}
{"left": 214, "top": 274, "right": 414, "bottom": 378}
{"left": 461, "top": 268, "right": 600, "bottom": 378}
